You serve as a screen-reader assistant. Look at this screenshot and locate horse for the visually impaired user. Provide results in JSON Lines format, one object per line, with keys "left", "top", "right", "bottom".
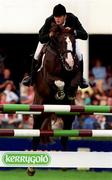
{"left": 27, "top": 23, "right": 81, "bottom": 175}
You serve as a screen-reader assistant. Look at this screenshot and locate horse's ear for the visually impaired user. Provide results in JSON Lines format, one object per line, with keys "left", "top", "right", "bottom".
{"left": 50, "top": 23, "right": 57, "bottom": 32}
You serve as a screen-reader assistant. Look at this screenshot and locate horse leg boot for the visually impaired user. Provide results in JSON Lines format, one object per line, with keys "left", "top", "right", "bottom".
{"left": 21, "top": 52, "right": 43, "bottom": 86}
{"left": 79, "top": 59, "right": 89, "bottom": 89}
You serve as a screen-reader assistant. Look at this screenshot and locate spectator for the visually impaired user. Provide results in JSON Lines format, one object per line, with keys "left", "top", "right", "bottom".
{"left": 99, "top": 91, "right": 107, "bottom": 105}
{"left": 105, "top": 116, "right": 112, "bottom": 129}
{"left": 3, "top": 81, "right": 19, "bottom": 103}
{"left": 94, "top": 114, "right": 106, "bottom": 129}
{"left": 83, "top": 91, "right": 91, "bottom": 105}
{"left": 107, "top": 89, "right": 112, "bottom": 105}
{"left": 75, "top": 90, "right": 84, "bottom": 105}
{"left": 20, "top": 86, "right": 34, "bottom": 104}
{"left": 83, "top": 115, "right": 100, "bottom": 129}
{"left": 1, "top": 114, "right": 23, "bottom": 129}
{"left": 19, "top": 86, "right": 34, "bottom": 129}
{"left": 91, "top": 96, "right": 100, "bottom": 105}
{"left": 0, "top": 68, "right": 13, "bottom": 92}
{"left": 91, "top": 59, "right": 107, "bottom": 92}
{"left": 105, "top": 71, "right": 112, "bottom": 91}
{"left": 72, "top": 116, "right": 80, "bottom": 129}
{"left": 0, "top": 92, "right": 8, "bottom": 128}
{"left": 0, "top": 92, "right": 7, "bottom": 104}
{"left": 72, "top": 115, "right": 85, "bottom": 129}
{"left": 18, "top": 114, "right": 33, "bottom": 129}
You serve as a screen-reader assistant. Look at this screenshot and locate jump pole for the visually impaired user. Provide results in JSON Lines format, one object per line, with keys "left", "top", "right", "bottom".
{"left": 0, "top": 129, "right": 112, "bottom": 137}
{"left": 0, "top": 104, "right": 112, "bottom": 113}
{"left": 0, "top": 108, "right": 112, "bottom": 168}
{"left": 16, "top": 111, "right": 112, "bottom": 116}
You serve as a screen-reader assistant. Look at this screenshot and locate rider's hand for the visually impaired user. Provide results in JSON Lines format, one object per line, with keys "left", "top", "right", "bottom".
{"left": 65, "top": 27, "right": 74, "bottom": 34}
{"left": 65, "top": 27, "right": 71, "bottom": 33}
{"left": 65, "top": 27, "right": 71, "bottom": 31}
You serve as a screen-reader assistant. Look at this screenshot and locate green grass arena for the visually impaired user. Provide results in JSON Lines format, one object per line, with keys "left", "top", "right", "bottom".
{"left": 0, "top": 169, "right": 112, "bottom": 180}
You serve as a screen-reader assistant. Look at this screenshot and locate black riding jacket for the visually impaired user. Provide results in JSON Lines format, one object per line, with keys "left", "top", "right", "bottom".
{"left": 39, "top": 13, "right": 88, "bottom": 44}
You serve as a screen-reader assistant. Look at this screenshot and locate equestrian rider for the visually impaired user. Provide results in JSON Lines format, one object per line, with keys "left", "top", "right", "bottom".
{"left": 22, "top": 4, "right": 89, "bottom": 91}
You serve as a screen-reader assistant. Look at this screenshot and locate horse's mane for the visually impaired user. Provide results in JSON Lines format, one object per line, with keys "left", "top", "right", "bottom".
{"left": 50, "top": 23, "right": 63, "bottom": 31}
{"left": 50, "top": 23, "right": 74, "bottom": 35}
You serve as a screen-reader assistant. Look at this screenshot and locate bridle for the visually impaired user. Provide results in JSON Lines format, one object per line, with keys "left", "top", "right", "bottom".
{"left": 49, "top": 38, "right": 78, "bottom": 71}
{"left": 59, "top": 50, "right": 78, "bottom": 71}
{"left": 48, "top": 26, "right": 79, "bottom": 71}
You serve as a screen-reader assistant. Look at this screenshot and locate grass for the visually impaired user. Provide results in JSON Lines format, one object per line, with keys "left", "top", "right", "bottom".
{"left": 0, "top": 169, "right": 112, "bottom": 180}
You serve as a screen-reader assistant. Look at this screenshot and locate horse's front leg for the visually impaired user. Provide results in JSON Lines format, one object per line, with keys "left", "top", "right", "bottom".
{"left": 47, "top": 73, "right": 65, "bottom": 100}
{"left": 66, "top": 71, "right": 81, "bottom": 100}
{"left": 71, "top": 71, "right": 81, "bottom": 88}
{"left": 54, "top": 80, "right": 65, "bottom": 100}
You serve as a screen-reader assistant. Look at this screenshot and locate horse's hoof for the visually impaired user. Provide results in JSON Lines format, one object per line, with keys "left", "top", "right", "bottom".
{"left": 27, "top": 167, "right": 36, "bottom": 176}
{"left": 61, "top": 168, "right": 68, "bottom": 171}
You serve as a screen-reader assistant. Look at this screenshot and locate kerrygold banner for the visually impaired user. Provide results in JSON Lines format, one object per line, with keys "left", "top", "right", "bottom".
{"left": 3, "top": 152, "right": 50, "bottom": 166}
{"left": 0, "top": 151, "right": 112, "bottom": 167}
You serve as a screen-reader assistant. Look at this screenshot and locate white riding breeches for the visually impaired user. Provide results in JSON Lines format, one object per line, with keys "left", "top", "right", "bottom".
{"left": 34, "top": 41, "right": 83, "bottom": 61}
{"left": 34, "top": 42, "right": 44, "bottom": 60}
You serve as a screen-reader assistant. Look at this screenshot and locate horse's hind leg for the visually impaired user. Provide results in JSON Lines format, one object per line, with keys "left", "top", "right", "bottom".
{"left": 60, "top": 115, "right": 74, "bottom": 151}
{"left": 27, "top": 114, "right": 42, "bottom": 176}
{"left": 32, "top": 114, "right": 43, "bottom": 150}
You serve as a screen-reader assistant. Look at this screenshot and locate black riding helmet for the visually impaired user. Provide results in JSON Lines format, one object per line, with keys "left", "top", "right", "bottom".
{"left": 53, "top": 4, "right": 66, "bottom": 17}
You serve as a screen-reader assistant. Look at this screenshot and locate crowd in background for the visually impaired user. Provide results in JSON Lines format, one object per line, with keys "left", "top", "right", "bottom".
{"left": 0, "top": 54, "right": 112, "bottom": 130}
{"left": 0, "top": 54, "right": 34, "bottom": 129}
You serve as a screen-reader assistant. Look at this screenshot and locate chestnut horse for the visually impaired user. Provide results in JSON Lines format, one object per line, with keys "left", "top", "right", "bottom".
{"left": 27, "top": 23, "right": 81, "bottom": 175}
{"left": 32, "top": 23, "right": 81, "bottom": 146}
{"left": 28, "top": 24, "right": 81, "bottom": 175}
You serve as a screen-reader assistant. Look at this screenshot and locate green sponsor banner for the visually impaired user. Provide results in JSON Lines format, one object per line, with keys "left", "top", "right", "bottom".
{"left": 3, "top": 152, "right": 51, "bottom": 166}
{"left": 0, "top": 151, "right": 112, "bottom": 168}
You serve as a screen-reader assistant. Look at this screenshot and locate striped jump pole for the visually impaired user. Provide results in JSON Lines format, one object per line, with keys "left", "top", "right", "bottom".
{"left": 16, "top": 111, "right": 112, "bottom": 116}
{"left": 1, "top": 104, "right": 112, "bottom": 113}
{"left": 0, "top": 129, "right": 112, "bottom": 137}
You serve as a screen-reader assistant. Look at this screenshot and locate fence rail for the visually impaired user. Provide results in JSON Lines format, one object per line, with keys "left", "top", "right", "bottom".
{"left": 0, "top": 104, "right": 112, "bottom": 113}
{"left": 0, "top": 129, "right": 112, "bottom": 137}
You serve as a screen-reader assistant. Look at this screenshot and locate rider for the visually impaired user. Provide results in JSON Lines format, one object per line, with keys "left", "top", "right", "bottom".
{"left": 22, "top": 4, "right": 89, "bottom": 92}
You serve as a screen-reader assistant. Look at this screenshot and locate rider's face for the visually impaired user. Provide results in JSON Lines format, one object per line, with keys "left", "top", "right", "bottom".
{"left": 54, "top": 15, "right": 66, "bottom": 25}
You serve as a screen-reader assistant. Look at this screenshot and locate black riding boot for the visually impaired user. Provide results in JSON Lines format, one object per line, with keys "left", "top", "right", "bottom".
{"left": 79, "top": 59, "right": 89, "bottom": 89}
{"left": 21, "top": 58, "right": 40, "bottom": 86}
